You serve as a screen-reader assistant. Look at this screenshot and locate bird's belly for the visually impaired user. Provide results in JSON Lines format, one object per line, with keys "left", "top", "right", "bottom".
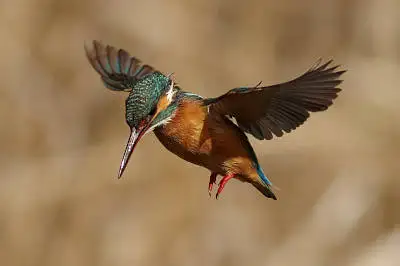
{"left": 153, "top": 101, "right": 219, "bottom": 171}
{"left": 153, "top": 123, "right": 213, "bottom": 170}
{"left": 153, "top": 101, "right": 256, "bottom": 176}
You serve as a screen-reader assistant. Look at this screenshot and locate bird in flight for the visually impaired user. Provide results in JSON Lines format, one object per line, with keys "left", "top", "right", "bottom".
{"left": 85, "top": 40, "right": 345, "bottom": 200}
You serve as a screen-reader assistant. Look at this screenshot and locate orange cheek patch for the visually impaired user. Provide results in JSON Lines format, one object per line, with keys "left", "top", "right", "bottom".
{"left": 156, "top": 95, "right": 170, "bottom": 115}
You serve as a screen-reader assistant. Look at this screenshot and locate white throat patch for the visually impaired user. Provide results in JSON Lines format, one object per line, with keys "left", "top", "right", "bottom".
{"left": 166, "top": 79, "right": 176, "bottom": 103}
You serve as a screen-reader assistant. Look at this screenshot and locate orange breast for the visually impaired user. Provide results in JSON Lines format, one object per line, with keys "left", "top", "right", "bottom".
{"left": 154, "top": 99, "right": 257, "bottom": 176}
{"left": 154, "top": 99, "right": 211, "bottom": 166}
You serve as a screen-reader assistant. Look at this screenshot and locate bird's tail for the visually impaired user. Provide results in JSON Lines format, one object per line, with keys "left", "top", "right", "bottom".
{"left": 251, "top": 165, "right": 278, "bottom": 200}
{"left": 251, "top": 180, "right": 277, "bottom": 200}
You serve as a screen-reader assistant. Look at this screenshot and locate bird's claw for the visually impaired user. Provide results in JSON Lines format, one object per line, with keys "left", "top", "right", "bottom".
{"left": 214, "top": 173, "right": 235, "bottom": 200}
{"left": 215, "top": 181, "right": 224, "bottom": 199}
{"left": 208, "top": 183, "right": 213, "bottom": 197}
{"left": 208, "top": 173, "right": 217, "bottom": 197}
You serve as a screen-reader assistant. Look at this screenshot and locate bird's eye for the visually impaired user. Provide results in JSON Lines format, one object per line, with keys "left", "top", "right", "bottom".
{"left": 148, "top": 107, "right": 157, "bottom": 117}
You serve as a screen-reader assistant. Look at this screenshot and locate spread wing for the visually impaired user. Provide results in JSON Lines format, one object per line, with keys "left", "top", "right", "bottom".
{"left": 206, "top": 60, "right": 346, "bottom": 140}
{"left": 84, "top": 40, "right": 156, "bottom": 91}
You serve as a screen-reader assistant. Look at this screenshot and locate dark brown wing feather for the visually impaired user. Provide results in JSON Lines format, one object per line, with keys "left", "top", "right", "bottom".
{"left": 206, "top": 60, "right": 346, "bottom": 140}
{"left": 84, "top": 40, "right": 155, "bottom": 91}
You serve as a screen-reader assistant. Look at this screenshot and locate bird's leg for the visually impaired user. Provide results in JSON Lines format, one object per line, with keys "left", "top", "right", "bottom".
{"left": 208, "top": 172, "right": 218, "bottom": 196}
{"left": 216, "top": 173, "right": 235, "bottom": 199}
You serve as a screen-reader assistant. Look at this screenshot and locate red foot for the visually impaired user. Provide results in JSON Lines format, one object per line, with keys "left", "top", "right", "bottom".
{"left": 208, "top": 173, "right": 217, "bottom": 196}
{"left": 216, "top": 173, "right": 235, "bottom": 199}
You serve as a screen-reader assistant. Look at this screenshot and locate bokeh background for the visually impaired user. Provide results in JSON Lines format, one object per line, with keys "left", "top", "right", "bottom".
{"left": 1, "top": 0, "right": 399, "bottom": 265}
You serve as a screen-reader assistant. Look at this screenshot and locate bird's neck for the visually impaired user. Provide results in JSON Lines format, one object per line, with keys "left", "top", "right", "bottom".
{"left": 154, "top": 90, "right": 204, "bottom": 129}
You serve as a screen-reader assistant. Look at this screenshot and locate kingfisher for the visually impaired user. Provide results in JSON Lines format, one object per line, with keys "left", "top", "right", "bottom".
{"left": 85, "top": 40, "right": 345, "bottom": 200}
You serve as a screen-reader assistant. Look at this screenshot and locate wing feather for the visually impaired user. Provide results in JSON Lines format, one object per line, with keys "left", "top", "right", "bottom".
{"left": 206, "top": 60, "right": 345, "bottom": 140}
{"left": 85, "top": 40, "right": 156, "bottom": 91}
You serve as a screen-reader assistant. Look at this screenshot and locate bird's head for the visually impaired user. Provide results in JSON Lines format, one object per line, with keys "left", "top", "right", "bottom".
{"left": 119, "top": 72, "right": 178, "bottom": 178}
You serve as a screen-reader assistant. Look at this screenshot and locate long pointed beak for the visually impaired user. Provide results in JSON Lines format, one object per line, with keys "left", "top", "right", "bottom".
{"left": 117, "top": 128, "right": 141, "bottom": 179}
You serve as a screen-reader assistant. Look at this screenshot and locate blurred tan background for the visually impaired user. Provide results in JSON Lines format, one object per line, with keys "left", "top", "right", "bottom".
{"left": 1, "top": 0, "right": 399, "bottom": 265}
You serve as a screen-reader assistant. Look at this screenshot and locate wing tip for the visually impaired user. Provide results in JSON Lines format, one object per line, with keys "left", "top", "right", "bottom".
{"left": 84, "top": 40, "right": 159, "bottom": 92}
{"left": 84, "top": 40, "right": 131, "bottom": 91}
{"left": 310, "top": 58, "right": 347, "bottom": 76}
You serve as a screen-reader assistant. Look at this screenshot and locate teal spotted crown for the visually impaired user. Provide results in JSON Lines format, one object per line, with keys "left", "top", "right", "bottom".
{"left": 125, "top": 72, "right": 170, "bottom": 128}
